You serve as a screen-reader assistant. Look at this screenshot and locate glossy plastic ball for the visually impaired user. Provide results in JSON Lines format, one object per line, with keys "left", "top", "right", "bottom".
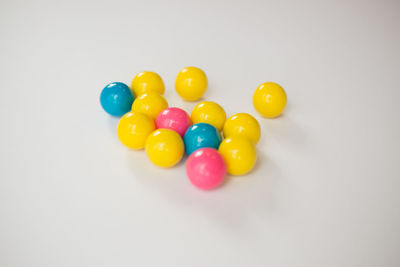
{"left": 145, "top": 129, "right": 184, "bottom": 168}
{"left": 191, "top": 101, "right": 226, "bottom": 131}
{"left": 117, "top": 111, "right": 155, "bottom": 149}
{"left": 100, "top": 82, "right": 134, "bottom": 116}
{"left": 132, "top": 92, "right": 168, "bottom": 119}
{"left": 175, "top": 66, "right": 207, "bottom": 101}
{"left": 218, "top": 136, "right": 257, "bottom": 175}
{"left": 223, "top": 113, "right": 261, "bottom": 144}
{"left": 184, "top": 123, "right": 222, "bottom": 155}
{"left": 186, "top": 148, "right": 226, "bottom": 190}
{"left": 131, "top": 71, "right": 165, "bottom": 96}
{"left": 253, "top": 82, "right": 287, "bottom": 118}
{"left": 156, "top": 107, "right": 192, "bottom": 137}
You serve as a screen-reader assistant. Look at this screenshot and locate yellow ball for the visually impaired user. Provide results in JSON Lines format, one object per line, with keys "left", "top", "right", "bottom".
{"left": 117, "top": 111, "right": 155, "bottom": 149}
{"left": 132, "top": 92, "right": 168, "bottom": 120}
{"left": 131, "top": 71, "right": 165, "bottom": 96}
{"left": 191, "top": 101, "right": 226, "bottom": 131}
{"left": 218, "top": 136, "right": 257, "bottom": 175}
{"left": 145, "top": 129, "right": 184, "bottom": 168}
{"left": 253, "top": 82, "right": 287, "bottom": 118}
{"left": 223, "top": 113, "right": 261, "bottom": 144}
{"left": 175, "top": 66, "right": 207, "bottom": 101}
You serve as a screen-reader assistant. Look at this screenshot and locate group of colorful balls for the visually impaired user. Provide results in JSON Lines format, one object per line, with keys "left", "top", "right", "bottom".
{"left": 100, "top": 67, "right": 287, "bottom": 190}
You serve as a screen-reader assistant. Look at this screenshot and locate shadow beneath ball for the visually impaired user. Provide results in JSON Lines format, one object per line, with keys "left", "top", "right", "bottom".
{"left": 106, "top": 115, "right": 120, "bottom": 134}
{"left": 258, "top": 108, "right": 308, "bottom": 149}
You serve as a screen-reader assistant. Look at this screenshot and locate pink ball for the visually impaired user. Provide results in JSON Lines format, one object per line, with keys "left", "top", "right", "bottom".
{"left": 156, "top": 107, "right": 192, "bottom": 137}
{"left": 186, "top": 148, "right": 226, "bottom": 190}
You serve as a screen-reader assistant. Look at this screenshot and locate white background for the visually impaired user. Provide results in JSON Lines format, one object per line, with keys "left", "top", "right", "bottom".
{"left": 1, "top": 0, "right": 399, "bottom": 266}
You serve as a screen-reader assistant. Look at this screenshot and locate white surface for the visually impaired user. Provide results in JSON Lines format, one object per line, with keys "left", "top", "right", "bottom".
{"left": 1, "top": 0, "right": 400, "bottom": 266}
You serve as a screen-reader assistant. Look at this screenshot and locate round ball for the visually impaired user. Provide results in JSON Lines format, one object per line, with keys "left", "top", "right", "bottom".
{"left": 253, "top": 82, "right": 287, "bottom": 118}
{"left": 184, "top": 123, "right": 222, "bottom": 155}
{"left": 218, "top": 136, "right": 257, "bottom": 175}
{"left": 223, "top": 113, "right": 261, "bottom": 144}
{"left": 191, "top": 101, "right": 226, "bottom": 131}
{"left": 100, "top": 82, "right": 134, "bottom": 116}
{"left": 175, "top": 66, "right": 207, "bottom": 101}
{"left": 117, "top": 112, "right": 155, "bottom": 149}
{"left": 156, "top": 107, "right": 192, "bottom": 137}
{"left": 145, "top": 129, "right": 184, "bottom": 168}
{"left": 132, "top": 92, "right": 168, "bottom": 120}
{"left": 186, "top": 148, "right": 226, "bottom": 190}
{"left": 131, "top": 71, "right": 165, "bottom": 96}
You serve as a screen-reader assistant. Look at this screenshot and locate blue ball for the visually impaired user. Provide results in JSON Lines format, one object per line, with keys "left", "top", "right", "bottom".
{"left": 184, "top": 123, "right": 222, "bottom": 155}
{"left": 100, "top": 82, "right": 134, "bottom": 116}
